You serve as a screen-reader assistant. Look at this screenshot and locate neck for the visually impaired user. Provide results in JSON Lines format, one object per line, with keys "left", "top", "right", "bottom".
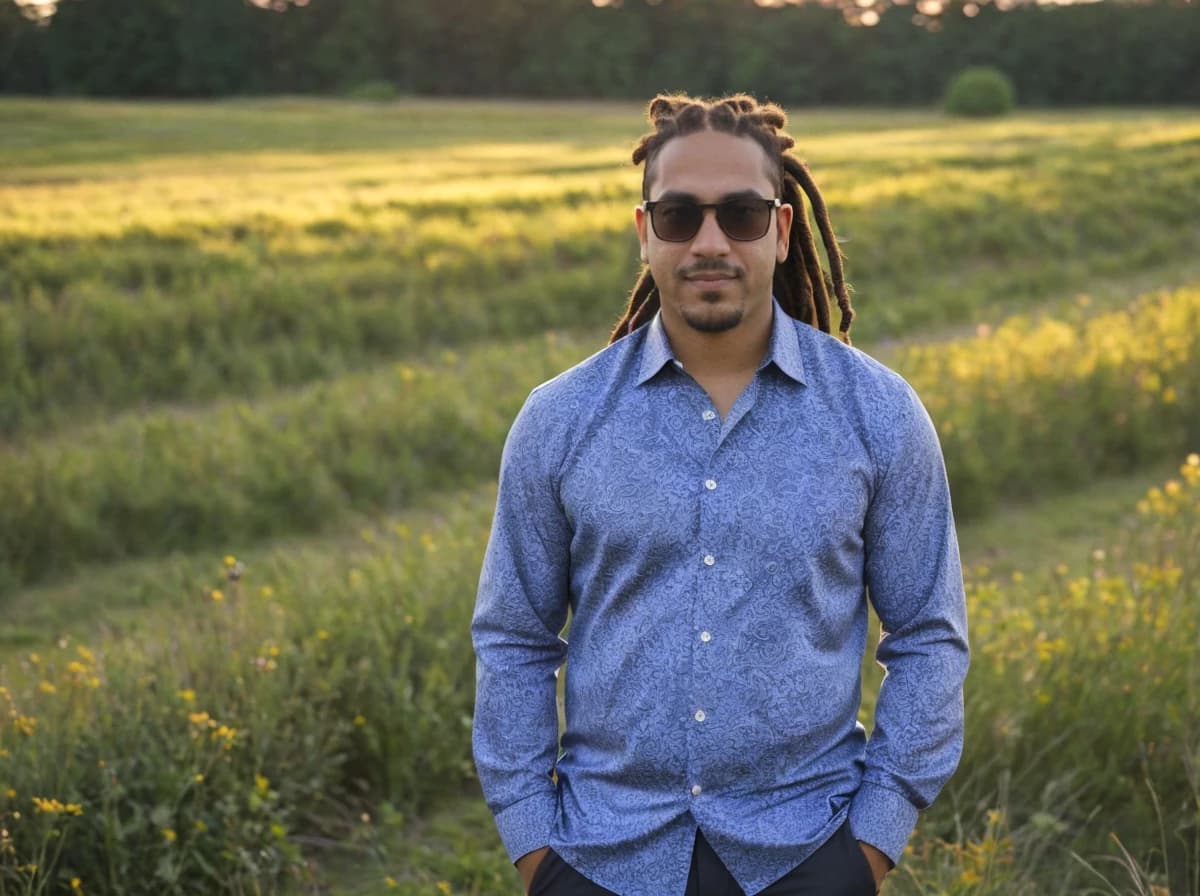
{"left": 660, "top": 301, "right": 773, "bottom": 379}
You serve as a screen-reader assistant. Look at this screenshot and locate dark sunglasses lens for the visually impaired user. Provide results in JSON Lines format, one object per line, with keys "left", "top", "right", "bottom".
{"left": 652, "top": 201, "right": 703, "bottom": 241}
{"left": 717, "top": 201, "right": 771, "bottom": 240}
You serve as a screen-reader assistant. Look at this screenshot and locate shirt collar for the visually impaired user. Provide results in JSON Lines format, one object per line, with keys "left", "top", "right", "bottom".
{"left": 635, "top": 297, "right": 807, "bottom": 387}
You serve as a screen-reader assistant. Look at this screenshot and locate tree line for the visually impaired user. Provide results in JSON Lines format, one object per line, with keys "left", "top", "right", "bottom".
{"left": 1, "top": 0, "right": 1197, "bottom": 104}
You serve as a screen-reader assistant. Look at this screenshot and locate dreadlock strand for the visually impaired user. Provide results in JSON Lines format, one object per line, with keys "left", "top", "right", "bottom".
{"left": 787, "top": 158, "right": 855, "bottom": 343}
{"left": 784, "top": 174, "right": 832, "bottom": 333}
{"left": 610, "top": 270, "right": 659, "bottom": 344}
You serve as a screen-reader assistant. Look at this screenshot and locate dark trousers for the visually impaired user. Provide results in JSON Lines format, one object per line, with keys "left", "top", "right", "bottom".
{"left": 528, "top": 822, "right": 878, "bottom": 896}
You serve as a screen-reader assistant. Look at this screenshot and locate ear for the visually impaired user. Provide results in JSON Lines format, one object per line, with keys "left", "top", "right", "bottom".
{"left": 635, "top": 204, "right": 649, "bottom": 263}
{"left": 775, "top": 202, "right": 794, "bottom": 264}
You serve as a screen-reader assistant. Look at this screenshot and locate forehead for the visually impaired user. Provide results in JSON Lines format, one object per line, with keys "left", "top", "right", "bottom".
{"left": 647, "top": 130, "right": 777, "bottom": 200}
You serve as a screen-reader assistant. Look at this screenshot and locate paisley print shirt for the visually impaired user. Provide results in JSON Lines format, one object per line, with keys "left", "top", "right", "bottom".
{"left": 472, "top": 300, "right": 969, "bottom": 896}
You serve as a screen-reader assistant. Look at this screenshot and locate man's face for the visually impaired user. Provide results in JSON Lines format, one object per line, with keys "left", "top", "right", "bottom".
{"left": 635, "top": 130, "right": 792, "bottom": 337}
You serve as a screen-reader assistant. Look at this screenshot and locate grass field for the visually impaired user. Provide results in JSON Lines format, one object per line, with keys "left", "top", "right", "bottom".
{"left": 0, "top": 98, "right": 1198, "bottom": 895}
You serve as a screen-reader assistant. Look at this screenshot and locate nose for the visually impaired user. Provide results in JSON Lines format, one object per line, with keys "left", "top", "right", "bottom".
{"left": 689, "top": 207, "right": 730, "bottom": 255}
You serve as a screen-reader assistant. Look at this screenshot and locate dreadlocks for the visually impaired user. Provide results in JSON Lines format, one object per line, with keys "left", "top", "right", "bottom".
{"left": 609, "top": 93, "right": 855, "bottom": 346}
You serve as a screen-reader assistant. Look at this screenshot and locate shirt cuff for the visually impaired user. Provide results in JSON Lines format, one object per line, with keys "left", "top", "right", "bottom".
{"left": 847, "top": 781, "right": 920, "bottom": 866}
{"left": 494, "top": 790, "right": 558, "bottom": 864}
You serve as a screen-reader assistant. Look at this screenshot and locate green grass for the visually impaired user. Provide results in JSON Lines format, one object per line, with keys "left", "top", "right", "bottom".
{"left": 4, "top": 281, "right": 1198, "bottom": 594}
{"left": 2, "top": 101, "right": 1198, "bottom": 436}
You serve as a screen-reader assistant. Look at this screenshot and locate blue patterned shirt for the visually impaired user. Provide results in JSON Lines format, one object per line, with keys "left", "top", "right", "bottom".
{"left": 472, "top": 301, "right": 969, "bottom": 896}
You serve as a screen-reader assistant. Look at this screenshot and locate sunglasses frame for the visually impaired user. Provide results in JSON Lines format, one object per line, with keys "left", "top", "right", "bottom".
{"left": 640, "top": 197, "right": 782, "bottom": 243}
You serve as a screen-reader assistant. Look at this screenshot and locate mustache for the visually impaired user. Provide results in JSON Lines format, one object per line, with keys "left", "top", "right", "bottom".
{"left": 678, "top": 260, "right": 743, "bottom": 279}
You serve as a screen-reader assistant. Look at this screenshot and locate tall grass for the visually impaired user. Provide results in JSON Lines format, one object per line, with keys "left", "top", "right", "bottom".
{"left": 2, "top": 102, "right": 1197, "bottom": 435}
{"left": 2, "top": 455, "right": 1196, "bottom": 893}
{"left": 4, "top": 284, "right": 1198, "bottom": 593}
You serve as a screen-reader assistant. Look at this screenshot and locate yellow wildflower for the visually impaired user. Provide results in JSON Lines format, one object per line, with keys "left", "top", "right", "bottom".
{"left": 14, "top": 715, "right": 37, "bottom": 736}
{"left": 1187, "top": 453, "right": 1199, "bottom": 466}
{"left": 194, "top": 773, "right": 204, "bottom": 783}
{"left": 71, "top": 878, "right": 83, "bottom": 893}
{"left": 177, "top": 689, "right": 196, "bottom": 704}
{"left": 212, "top": 725, "right": 238, "bottom": 748}
{"left": 66, "top": 661, "right": 87, "bottom": 676}
{"left": 317, "top": 629, "right": 330, "bottom": 641}
{"left": 38, "top": 681, "right": 56, "bottom": 695}
{"left": 195, "top": 819, "right": 208, "bottom": 833}
{"left": 353, "top": 715, "right": 366, "bottom": 727}
{"left": 255, "top": 775, "right": 270, "bottom": 796}
{"left": 188, "top": 712, "right": 212, "bottom": 727}
{"left": 210, "top": 589, "right": 224, "bottom": 603}
{"left": 162, "top": 828, "right": 177, "bottom": 843}
{"left": 31, "top": 797, "right": 83, "bottom": 816}
{"left": 75, "top": 646, "right": 95, "bottom": 663}
{"left": 386, "top": 878, "right": 398, "bottom": 889}
{"left": 259, "top": 585, "right": 275, "bottom": 600}
{"left": 5, "top": 788, "right": 15, "bottom": 799}
{"left": 28, "top": 653, "right": 39, "bottom": 665}
{"left": 437, "top": 881, "right": 453, "bottom": 895}
{"left": 224, "top": 555, "right": 237, "bottom": 568}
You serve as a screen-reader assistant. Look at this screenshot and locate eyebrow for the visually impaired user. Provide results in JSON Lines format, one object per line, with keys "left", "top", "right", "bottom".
{"left": 652, "top": 189, "right": 769, "bottom": 203}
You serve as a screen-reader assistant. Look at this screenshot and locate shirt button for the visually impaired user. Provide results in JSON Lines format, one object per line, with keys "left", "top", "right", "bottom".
{"left": 702, "top": 410, "right": 716, "bottom": 421}
{"left": 700, "top": 631, "right": 712, "bottom": 643}
{"left": 704, "top": 479, "right": 717, "bottom": 491}
{"left": 691, "top": 784, "right": 703, "bottom": 797}
{"left": 694, "top": 710, "right": 706, "bottom": 722}
{"left": 703, "top": 554, "right": 715, "bottom": 566}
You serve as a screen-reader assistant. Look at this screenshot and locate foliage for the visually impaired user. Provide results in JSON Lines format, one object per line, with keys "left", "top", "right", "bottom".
{"left": 944, "top": 66, "right": 1016, "bottom": 117}
{"left": 0, "top": 333, "right": 588, "bottom": 593}
{"left": 0, "top": 497, "right": 494, "bottom": 893}
{"left": 897, "top": 287, "right": 1200, "bottom": 516}
{"left": 1, "top": 0, "right": 1199, "bottom": 105}
{"left": 343, "top": 80, "right": 399, "bottom": 102}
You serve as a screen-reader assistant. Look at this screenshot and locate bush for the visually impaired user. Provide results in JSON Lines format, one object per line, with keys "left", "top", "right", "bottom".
{"left": 344, "top": 80, "right": 399, "bottom": 102}
{"left": 943, "top": 66, "right": 1016, "bottom": 117}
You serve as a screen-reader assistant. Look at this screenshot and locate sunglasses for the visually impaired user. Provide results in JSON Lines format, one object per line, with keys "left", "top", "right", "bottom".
{"left": 641, "top": 197, "right": 781, "bottom": 243}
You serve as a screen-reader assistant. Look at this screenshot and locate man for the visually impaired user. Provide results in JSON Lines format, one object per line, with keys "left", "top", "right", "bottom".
{"left": 472, "top": 94, "right": 969, "bottom": 896}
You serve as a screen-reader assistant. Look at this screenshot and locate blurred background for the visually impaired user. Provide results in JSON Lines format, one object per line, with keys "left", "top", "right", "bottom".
{"left": 1, "top": 0, "right": 1198, "bottom": 103}
{"left": 0, "top": 2, "right": 1198, "bottom": 895}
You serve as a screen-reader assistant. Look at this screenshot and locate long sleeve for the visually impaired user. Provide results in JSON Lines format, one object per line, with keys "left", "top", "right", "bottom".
{"left": 471, "top": 388, "right": 571, "bottom": 864}
{"left": 849, "top": 382, "right": 970, "bottom": 865}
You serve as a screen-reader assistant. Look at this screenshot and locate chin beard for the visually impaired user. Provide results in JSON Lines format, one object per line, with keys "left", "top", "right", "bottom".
{"left": 681, "top": 301, "right": 744, "bottom": 333}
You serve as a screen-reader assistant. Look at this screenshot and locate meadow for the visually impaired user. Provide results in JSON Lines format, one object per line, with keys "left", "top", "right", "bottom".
{"left": 0, "top": 98, "right": 1198, "bottom": 895}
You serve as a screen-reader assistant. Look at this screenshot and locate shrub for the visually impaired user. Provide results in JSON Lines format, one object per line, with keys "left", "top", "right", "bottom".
{"left": 344, "top": 80, "right": 399, "bottom": 102}
{"left": 944, "top": 66, "right": 1016, "bottom": 117}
